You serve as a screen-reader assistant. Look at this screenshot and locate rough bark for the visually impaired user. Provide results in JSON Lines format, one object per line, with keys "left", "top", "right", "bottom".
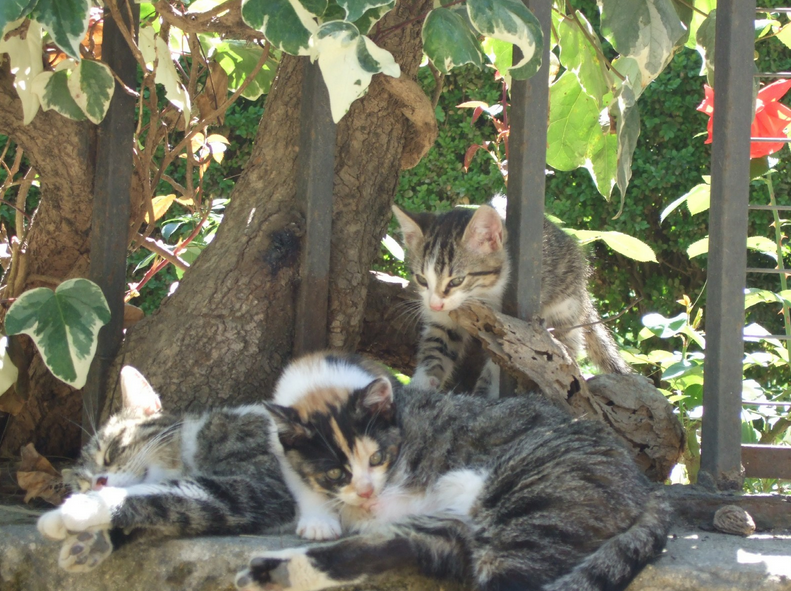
{"left": 113, "top": 0, "right": 435, "bottom": 418}
{"left": 0, "top": 65, "right": 96, "bottom": 457}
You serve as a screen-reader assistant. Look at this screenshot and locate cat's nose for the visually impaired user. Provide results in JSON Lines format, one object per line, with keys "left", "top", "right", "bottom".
{"left": 429, "top": 300, "right": 444, "bottom": 311}
{"left": 356, "top": 483, "right": 374, "bottom": 498}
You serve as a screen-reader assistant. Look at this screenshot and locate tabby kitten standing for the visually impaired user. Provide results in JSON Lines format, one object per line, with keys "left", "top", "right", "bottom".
{"left": 237, "top": 352, "right": 671, "bottom": 591}
{"left": 392, "top": 202, "right": 631, "bottom": 395}
{"left": 37, "top": 366, "right": 294, "bottom": 573}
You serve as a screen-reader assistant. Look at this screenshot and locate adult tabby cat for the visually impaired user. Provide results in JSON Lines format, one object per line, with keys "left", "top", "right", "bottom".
{"left": 37, "top": 366, "right": 294, "bottom": 573}
{"left": 392, "top": 202, "right": 631, "bottom": 395}
{"left": 237, "top": 352, "right": 671, "bottom": 591}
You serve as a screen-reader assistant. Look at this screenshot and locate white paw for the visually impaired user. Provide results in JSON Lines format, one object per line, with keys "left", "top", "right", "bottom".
{"left": 38, "top": 509, "right": 68, "bottom": 541}
{"left": 59, "top": 492, "right": 112, "bottom": 532}
{"left": 58, "top": 529, "right": 113, "bottom": 573}
{"left": 296, "top": 514, "right": 341, "bottom": 541}
{"left": 237, "top": 548, "right": 335, "bottom": 591}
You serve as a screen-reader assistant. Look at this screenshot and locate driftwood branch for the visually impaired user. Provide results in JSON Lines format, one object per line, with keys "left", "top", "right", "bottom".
{"left": 449, "top": 301, "right": 685, "bottom": 482}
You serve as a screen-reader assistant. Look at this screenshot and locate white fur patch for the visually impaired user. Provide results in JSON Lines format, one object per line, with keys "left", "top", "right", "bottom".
{"left": 180, "top": 413, "right": 208, "bottom": 471}
{"left": 273, "top": 356, "right": 376, "bottom": 407}
{"left": 239, "top": 547, "right": 357, "bottom": 591}
{"left": 429, "top": 468, "right": 488, "bottom": 516}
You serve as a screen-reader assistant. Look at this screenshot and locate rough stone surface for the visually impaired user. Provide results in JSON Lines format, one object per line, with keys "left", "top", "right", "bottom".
{"left": 1, "top": 507, "right": 790, "bottom": 591}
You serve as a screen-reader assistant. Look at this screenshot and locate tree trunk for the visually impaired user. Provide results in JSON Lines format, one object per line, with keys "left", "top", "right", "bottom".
{"left": 0, "top": 65, "right": 97, "bottom": 457}
{"left": 114, "top": 1, "right": 434, "bottom": 418}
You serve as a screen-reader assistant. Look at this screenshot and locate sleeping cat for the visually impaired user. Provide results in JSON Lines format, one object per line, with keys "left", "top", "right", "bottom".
{"left": 36, "top": 366, "right": 294, "bottom": 572}
{"left": 392, "top": 202, "right": 631, "bottom": 395}
{"left": 237, "top": 352, "right": 671, "bottom": 591}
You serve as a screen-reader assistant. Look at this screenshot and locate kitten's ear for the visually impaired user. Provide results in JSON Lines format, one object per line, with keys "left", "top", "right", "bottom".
{"left": 392, "top": 205, "right": 427, "bottom": 251}
{"left": 462, "top": 205, "right": 504, "bottom": 254}
{"left": 357, "top": 377, "right": 395, "bottom": 419}
{"left": 120, "top": 366, "right": 162, "bottom": 416}
{"left": 264, "top": 402, "right": 311, "bottom": 446}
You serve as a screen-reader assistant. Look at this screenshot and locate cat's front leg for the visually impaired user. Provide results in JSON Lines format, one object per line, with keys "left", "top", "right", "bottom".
{"left": 296, "top": 512, "right": 341, "bottom": 541}
{"left": 236, "top": 548, "right": 355, "bottom": 591}
{"left": 37, "top": 487, "right": 126, "bottom": 539}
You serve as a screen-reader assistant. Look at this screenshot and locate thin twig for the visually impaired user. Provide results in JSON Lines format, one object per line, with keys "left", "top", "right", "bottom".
{"left": 133, "top": 234, "right": 190, "bottom": 271}
{"left": 674, "top": 0, "right": 709, "bottom": 18}
{"left": 428, "top": 62, "right": 445, "bottom": 109}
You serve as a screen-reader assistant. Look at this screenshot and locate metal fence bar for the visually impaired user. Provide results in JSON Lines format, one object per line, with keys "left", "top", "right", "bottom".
{"left": 755, "top": 72, "right": 791, "bottom": 78}
{"left": 749, "top": 137, "right": 791, "bottom": 142}
{"left": 293, "top": 61, "right": 336, "bottom": 356}
{"left": 83, "top": 1, "right": 140, "bottom": 444}
{"left": 699, "top": 0, "right": 756, "bottom": 490}
{"left": 742, "top": 445, "right": 791, "bottom": 479}
{"left": 748, "top": 205, "right": 791, "bottom": 210}
{"left": 746, "top": 267, "right": 791, "bottom": 274}
{"left": 501, "top": 0, "right": 552, "bottom": 397}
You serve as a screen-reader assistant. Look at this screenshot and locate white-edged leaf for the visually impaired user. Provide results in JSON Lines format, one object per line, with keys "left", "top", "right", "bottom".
{"left": 0, "top": 19, "right": 44, "bottom": 124}
{"left": 67, "top": 59, "right": 115, "bottom": 124}
{"left": 695, "top": 9, "right": 716, "bottom": 85}
{"left": 310, "top": 20, "right": 400, "bottom": 122}
{"left": 642, "top": 311, "right": 688, "bottom": 339}
{"left": 5, "top": 278, "right": 111, "bottom": 388}
{"left": 660, "top": 192, "right": 688, "bottom": 223}
{"left": 684, "top": 183, "right": 710, "bottom": 216}
{"left": 467, "top": 0, "right": 543, "bottom": 80}
{"left": 139, "top": 26, "right": 191, "bottom": 121}
{"left": 610, "top": 84, "right": 640, "bottom": 199}
{"left": 422, "top": 8, "right": 484, "bottom": 75}
{"left": 0, "top": 0, "right": 35, "bottom": 35}
{"left": 30, "top": 0, "right": 90, "bottom": 60}
{"left": 687, "top": 236, "right": 709, "bottom": 258}
{"left": 338, "top": 0, "right": 391, "bottom": 23}
{"left": 241, "top": 0, "right": 318, "bottom": 56}
{"left": 0, "top": 337, "right": 19, "bottom": 397}
{"left": 557, "top": 13, "right": 611, "bottom": 107}
{"left": 31, "top": 62, "right": 86, "bottom": 121}
{"left": 353, "top": 0, "right": 395, "bottom": 35}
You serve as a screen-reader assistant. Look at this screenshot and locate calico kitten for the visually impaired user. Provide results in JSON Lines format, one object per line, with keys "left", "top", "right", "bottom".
{"left": 237, "top": 352, "right": 671, "bottom": 591}
{"left": 37, "top": 366, "right": 294, "bottom": 573}
{"left": 392, "top": 202, "right": 631, "bottom": 395}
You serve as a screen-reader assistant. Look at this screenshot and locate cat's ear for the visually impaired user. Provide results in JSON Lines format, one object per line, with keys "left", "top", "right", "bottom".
{"left": 120, "top": 366, "right": 162, "bottom": 416}
{"left": 357, "top": 377, "right": 395, "bottom": 419}
{"left": 392, "top": 205, "right": 427, "bottom": 251}
{"left": 265, "top": 402, "right": 311, "bottom": 446}
{"left": 462, "top": 205, "right": 504, "bottom": 254}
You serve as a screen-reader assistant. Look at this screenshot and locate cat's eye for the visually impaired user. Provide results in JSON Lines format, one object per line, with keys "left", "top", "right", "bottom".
{"left": 447, "top": 276, "right": 466, "bottom": 289}
{"left": 369, "top": 451, "right": 384, "bottom": 466}
{"left": 414, "top": 274, "right": 428, "bottom": 287}
{"left": 326, "top": 468, "right": 343, "bottom": 481}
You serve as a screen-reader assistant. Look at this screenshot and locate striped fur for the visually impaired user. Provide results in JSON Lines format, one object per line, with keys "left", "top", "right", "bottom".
{"left": 392, "top": 202, "right": 631, "bottom": 396}
{"left": 37, "top": 366, "right": 294, "bottom": 572}
{"left": 239, "top": 353, "right": 671, "bottom": 591}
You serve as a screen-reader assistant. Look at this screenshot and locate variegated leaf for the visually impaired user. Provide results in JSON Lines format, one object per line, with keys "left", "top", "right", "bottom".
{"left": 0, "top": 0, "right": 36, "bottom": 40}
{"left": 352, "top": 0, "right": 395, "bottom": 35}
{"left": 30, "top": 0, "right": 90, "bottom": 60}
{"left": 0, "top": 337, "right": 19, "bottom": 398}
{"left": 422, "top": 8, "right": 484, "bottom": 75}
{"left": 0, "top": 19, "right": 44, "bottom": 124}
{"left": 311, "top": 20, "right": 400, "bottom": 122}
{"left": 467, "top": 0, "right": 543, "bottom": 80}
{"left": 600, "top": 0, "right": 685, "bottom": 91}
{"left": 31, "top": 62, "right": 87, "bottom": 122}
{"left": 695, "top": 9, "right": 715, "bottom": 85}
{"left": 67, "top": 59, "right": 115, "bottom": 124}
{"left": 139, "top": 26, "right": 191, "bottom": 121}
{"left": 5, "top": 278, "right": 111, "bottom": 389}
{"left": 610, "top": 84, "right": 640, "bottom": 199}
{"left": 338, "top": 0, "right": 392, "bottom": 23}
{"left": 241, "top": 0, "right": 318, "bottom": 56}
{"left": 557, "top": 13, "right": 612, "bottom": 107}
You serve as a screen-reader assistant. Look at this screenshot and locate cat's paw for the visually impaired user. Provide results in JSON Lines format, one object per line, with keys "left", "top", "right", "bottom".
{"left": 296, "top": 514, "right": 341, "bottom": 541}
{"left": 38, "top": 509, "right": 68, "bottom": 541}
{"left": 58, "top": 529, "right": 113, "bottom": 573}
{"left": 408, "top": 371, "right": 441, "bottom": 392}
{"left": 58, "top": 492, "right": 113, "bottom": 532}
{"left": 236, "top": 548, "right": 336, "bottom": 591}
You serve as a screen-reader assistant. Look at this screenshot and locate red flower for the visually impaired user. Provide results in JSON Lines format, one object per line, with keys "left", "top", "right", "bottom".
{"left": 697, "top": 79, "right": 791, "bottom": 159}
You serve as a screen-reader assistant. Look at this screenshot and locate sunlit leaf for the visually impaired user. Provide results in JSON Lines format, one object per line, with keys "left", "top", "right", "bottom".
{"left": 422, "top": 8, "right": 484, "bottom": 75}
{"left": 200, "top": 36, "right": 280, "bottom": 100}
{"left": 684, "top": 183, "right": 710, "bottom": 216}
{"left": 30, "top": 0, "right": 90, "bottom": 60}
{"left": 0, "top": 336, "right": 18, "bottom": 398}
{"left": 241, "top": 0, "right": 317, "bottom": 56}
{"left": 139, "top": 26, "right": 191, "bottom": 120}
{"left": 5, "top": 278, "right": 111, "bottom": 388}
{"left": 687, "top": 236, "right": 709, "bottom": 258}
{"left": 67, "top": 59, "right": 115, "bottom": 124}
{"left": 0, "top": 19, "right": 44, "bottom": 124}
{"left": 642, "top": 311, "right": 688, "bottom": 338}
{"left": 746, "top": 235, "right": 779, "bottom": 260}
{"left": 145, "top": 194, "right": 178, "bottom": 224}
{"left": 557, "top": 12, "right": 611, "bottom": 107}
{"left": 31, "top": 63, "right": 86, "bottom": 122}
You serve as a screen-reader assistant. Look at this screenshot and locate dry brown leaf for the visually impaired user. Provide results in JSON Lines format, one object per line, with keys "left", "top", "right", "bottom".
{"left": 17, "top": 443, "right": 67, "bottom": 505}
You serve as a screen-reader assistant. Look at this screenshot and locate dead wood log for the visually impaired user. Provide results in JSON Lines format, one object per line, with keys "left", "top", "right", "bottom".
{"left": 450, "top": 302, "right": 685, "bottom": 482}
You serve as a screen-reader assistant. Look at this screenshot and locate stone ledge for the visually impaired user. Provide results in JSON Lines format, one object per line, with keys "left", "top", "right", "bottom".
{"left": 1, "top": 508, "right": 790, "bottom": 591}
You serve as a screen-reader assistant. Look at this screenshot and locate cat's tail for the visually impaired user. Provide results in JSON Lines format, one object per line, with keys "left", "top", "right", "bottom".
{"left": 542, "top": 489, "right": 673, "bottom": 591}
{"left": 583, "top": 306, "right": 632, "bottom": 374}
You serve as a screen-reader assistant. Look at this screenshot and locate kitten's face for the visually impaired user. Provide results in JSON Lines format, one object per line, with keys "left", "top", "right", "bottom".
{"left": 392, "top": 205, "right": 509, "bottom": 313}
{"left": 269, "top": 378, "right": 401, "bottom": 511}
{"left": 68, "top": 366, "right": 179, "bottom": 492}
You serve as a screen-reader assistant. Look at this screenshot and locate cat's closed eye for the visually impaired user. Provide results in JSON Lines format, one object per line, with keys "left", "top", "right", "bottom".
{"left": 369, "top": 451, "right": 383, "bottom": 466}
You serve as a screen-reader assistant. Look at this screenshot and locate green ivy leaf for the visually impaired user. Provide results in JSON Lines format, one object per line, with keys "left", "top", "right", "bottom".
{"left": 241, "top": 0, "right": 317, "bottom": 56}
{"left": 683, "top": 0, "right": 716, "bottom": 49}
{"left": 557, "top": 13, "right": 611, "bottom": 108}
{"left": 600, "top": 0, "right": 685, "bottom": 90}
{"left": 422, "top": 8, "right": 484, "bottom": 75}
{"left": 30, "top": 0, "right": 90, "bottom": 60}
{"left": 5, "top": 278, "right": 111, "bottom": 388}
{"left": 0, "top": 19, "right": 44, "bottom": 124}
{"left": 338, "top": 0, "right": 391, "bottom": 23}
{"left": 467, "top": 0, "right": 543, "bottom": 80}
{"left": 67, "top": 59, "right": 115, "bottom": 124}
{"left": 547, "top": 71, "right": 601, "bottom": 171}
{"left": 642, "top": 311, "right": 688, "bottom": 339}
{"left": 31, "top": 64, "right": 86, "bottom": 122}
{"left": 200, "top": 36, "right": 280, "bottom": 100}
{"left": 0, "top": 0, "right": 36, "bottom": 38}
{"left": 312, "top": 20, "right": 400, "bottom": 122}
